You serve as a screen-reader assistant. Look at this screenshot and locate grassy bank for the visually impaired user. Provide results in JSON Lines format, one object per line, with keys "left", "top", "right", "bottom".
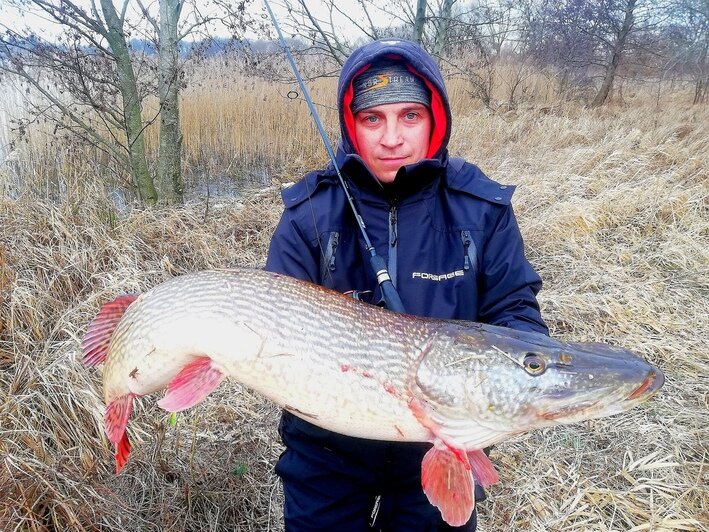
{"left": 1, "top": 93, "right": 707, "bottom": 529}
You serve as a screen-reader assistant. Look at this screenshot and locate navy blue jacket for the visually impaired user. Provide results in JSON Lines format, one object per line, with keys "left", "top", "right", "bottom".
{"left": 267, "top": 37, "right": 547, "bottom": 333}
{"left": 266, "top": 152, "right": 547, "bottom": 332}
{"left": 264, "top": 38, "right": 547, "bottom": 528}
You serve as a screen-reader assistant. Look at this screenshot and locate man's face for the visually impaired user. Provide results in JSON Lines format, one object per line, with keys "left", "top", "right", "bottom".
{"left": 353, "top": 102, "right": 432, "bottom": 184}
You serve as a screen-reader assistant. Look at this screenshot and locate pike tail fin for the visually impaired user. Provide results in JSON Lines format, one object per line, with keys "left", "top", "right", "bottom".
{"left": 467, "top": 449, "right": 499, "bottom": 488}
{"left": 82, "top": 295, "right": 138, "bottom": 366}
{"left": 157, "top": 356, "right": 225, "bottom": 412}
{"left": 105, "top": 394, "right": 134, "bottom": 473}
{"left": 421, "top": 446, "right": 475, "bottom": 527}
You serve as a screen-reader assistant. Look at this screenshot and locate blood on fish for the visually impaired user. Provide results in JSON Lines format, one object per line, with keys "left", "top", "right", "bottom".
{"left": 383, "top": 382, "right": 402, "bottom": 400}
{"left": 444, "top": 442, "right": 471, "bottom": 469}
{"left": 340, "top": 364, "right": 374, "bottom": 380}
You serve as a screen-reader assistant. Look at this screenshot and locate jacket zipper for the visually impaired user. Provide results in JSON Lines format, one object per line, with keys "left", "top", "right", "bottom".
{"left": 389, "top": 202, "right": 398, "bottom": 288}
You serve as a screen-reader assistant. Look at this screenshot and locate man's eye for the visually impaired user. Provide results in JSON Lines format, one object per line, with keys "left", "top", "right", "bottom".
{"left": 365, "top": 115, "right": 379, "bottom": 123}
{"left": 405, "top": 112, "right": 418, "bottom": 120}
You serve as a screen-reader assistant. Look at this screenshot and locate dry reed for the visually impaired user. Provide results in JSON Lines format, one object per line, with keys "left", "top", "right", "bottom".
{"left": 0, "top": 71, "right": 707, "bottom": 531}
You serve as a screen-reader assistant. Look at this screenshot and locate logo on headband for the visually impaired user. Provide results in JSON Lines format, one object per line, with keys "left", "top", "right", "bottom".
{"left": 360, "top": 74, "right": 389, "bottom": 93}
{"left": 360, "top": 73, "right": 417, "bottom": 93}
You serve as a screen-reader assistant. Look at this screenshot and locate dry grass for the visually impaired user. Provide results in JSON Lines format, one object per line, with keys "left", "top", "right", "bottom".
{"left": 1, "top": 80, "right": 707, "bottom": 530}
{"left": 449, "top": 103, "right": 708, "bottom": 531}
{"left": 0, "top": 190, "right": 285, "bottom": 530}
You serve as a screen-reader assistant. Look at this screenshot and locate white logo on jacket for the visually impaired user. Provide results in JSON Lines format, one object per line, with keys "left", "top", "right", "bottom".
{"left": 412, "top": 270, "right": 465, "bottom": 282}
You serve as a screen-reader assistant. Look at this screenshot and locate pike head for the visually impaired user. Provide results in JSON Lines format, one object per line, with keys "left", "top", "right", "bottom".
{"left": 411, "top": 322, "right": 664, "bottom": 449}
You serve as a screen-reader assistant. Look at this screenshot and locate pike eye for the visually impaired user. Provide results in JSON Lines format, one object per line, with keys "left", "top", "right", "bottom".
{"left": 523, "top": 353, "right": 546, "bottom": 375}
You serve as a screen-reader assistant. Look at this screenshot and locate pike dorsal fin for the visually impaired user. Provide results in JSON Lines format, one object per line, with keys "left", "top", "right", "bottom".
{"left": 82, "top": 295, "right": 138, "bottom": 366}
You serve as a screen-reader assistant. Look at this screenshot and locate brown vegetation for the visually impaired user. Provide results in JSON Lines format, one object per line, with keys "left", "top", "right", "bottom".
{"left": 0, "top": 76, "right": 707, "bottom": 530}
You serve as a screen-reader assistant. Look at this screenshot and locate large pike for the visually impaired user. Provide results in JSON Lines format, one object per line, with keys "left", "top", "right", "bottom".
{"left": 82, "top": 269, "right": 663, "bottom": 526}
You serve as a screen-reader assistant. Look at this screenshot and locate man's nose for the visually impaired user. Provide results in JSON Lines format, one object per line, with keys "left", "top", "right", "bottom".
{"left": 380, "top": 122, "right": 403, "bottom": 148}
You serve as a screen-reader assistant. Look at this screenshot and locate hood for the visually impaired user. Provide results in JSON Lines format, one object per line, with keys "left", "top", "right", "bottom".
{"left": 337, "top": 39, "right": 452, "bottom": 161}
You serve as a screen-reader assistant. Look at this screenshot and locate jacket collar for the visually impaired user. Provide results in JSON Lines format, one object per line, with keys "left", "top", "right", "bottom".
{"left": 336, "top": 146, "right": 447, "bottom": 202}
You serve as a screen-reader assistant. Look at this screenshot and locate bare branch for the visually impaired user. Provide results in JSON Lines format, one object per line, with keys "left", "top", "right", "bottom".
{"left": 296, "top": 0, "right": 347, "bottom": 65}
{"left": 136, "top": 0, "right": 160, "bottom": 34}
{"left": 119, "top": 0, "right": 130, "bottom": 25}
{"left": 0, "top": 60, "right": 129, "bottom": 165}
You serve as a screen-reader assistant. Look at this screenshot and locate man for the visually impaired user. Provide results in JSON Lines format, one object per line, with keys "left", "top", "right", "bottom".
{"left": 266, "top": 39, "right": 548, "bottom": 531}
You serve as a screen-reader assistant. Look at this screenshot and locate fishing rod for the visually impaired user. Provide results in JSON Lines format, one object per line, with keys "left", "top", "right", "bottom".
{"left": 262, "top": 0, "right": 406, "bottom": 314}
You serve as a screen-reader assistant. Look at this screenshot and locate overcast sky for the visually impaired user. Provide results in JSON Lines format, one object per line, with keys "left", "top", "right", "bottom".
{"left": 0, "top": 0, "right": 377, "bottom": 41}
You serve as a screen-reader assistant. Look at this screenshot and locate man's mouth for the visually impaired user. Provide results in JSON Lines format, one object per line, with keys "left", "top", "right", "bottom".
{"left": 379, "top": 157, "right": 408, "bottom": 165}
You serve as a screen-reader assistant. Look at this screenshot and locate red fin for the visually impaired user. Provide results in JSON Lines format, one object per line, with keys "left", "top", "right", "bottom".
{"left": 421, "top": 446, "right": 475, "bottom": 527}
{"left": 104, "top": 394, "right": 134, "bottom": 444}
{"left": 115, "top": 431, "right": 132, "bottom": 474}
{"left": 82, "top": 295, "right": 138, "bottom": 366}
{"left": 468, "top": 449, "right": 499, "bottom": 488}
{"left": 157, "top": 357, "right": 225, "bottom": 412}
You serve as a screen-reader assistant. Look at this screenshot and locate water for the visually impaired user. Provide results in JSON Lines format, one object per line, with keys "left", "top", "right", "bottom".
{"left": 184, "top": 166, "right": 270, "bottom": 202}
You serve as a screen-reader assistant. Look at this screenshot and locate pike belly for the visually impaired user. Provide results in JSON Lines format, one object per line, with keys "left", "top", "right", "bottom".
{"left": 234, "top": 347, "right": 431, "bottom": 442}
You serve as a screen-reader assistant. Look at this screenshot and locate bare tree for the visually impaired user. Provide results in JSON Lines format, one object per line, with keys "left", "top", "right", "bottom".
{"left": 272, "top": 1, "right": 441, "bottom": 71}
{"left": 138, "top": 0, "right": 185, "bottom": 204}
{"left": 413, "top": 0, "right": 428, "bottom": 44}
{"left": 530, "top": 0, "right": 662, "bottom": 106}
{"left": 0, "top": 0, "right": 252, "bottom": 204}
{"left": 275, "top": 0, "right": 372, "bottom": 67}
{"left": 1, "top": 0, "right": 159, "bottom": 202}
{"left": 431, "top": 0, "right": 457, "bottom": 57}
{"left": 664, "top": 0, "right": 709, "bottom": 103}
{"left": 591, "top": 0, "right": 639, "bottom": 106}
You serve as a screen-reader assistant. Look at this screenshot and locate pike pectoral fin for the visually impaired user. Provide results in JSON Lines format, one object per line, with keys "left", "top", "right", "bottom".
{"left": 105, "top": 394, "right": 134, "bottom": 473}
{"left": 157, "top": 356, "right": 225, "bottom": 412}
{"left": 421, "top": 446, "right": 475, "bottom": 527}
{"left": 82, "top": 295, "right": 138, "bottom": 366}
{"left": 467, "top": 449, "right": 499, "bottom": 488}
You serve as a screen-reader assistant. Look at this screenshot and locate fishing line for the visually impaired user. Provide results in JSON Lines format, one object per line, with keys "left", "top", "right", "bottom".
{"left": 283, "top": 89, "right": 338, "bottom": 111}
{"left": 263, "top": 0, "right": 405, "bottom": 313}
{"left": 285, "top": 89, "right": 338, "bottom": 111}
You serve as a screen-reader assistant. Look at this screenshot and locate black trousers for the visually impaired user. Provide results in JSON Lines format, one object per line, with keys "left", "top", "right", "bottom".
{"left": 276, "top": 412, "right": 477, "bottom": 532}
